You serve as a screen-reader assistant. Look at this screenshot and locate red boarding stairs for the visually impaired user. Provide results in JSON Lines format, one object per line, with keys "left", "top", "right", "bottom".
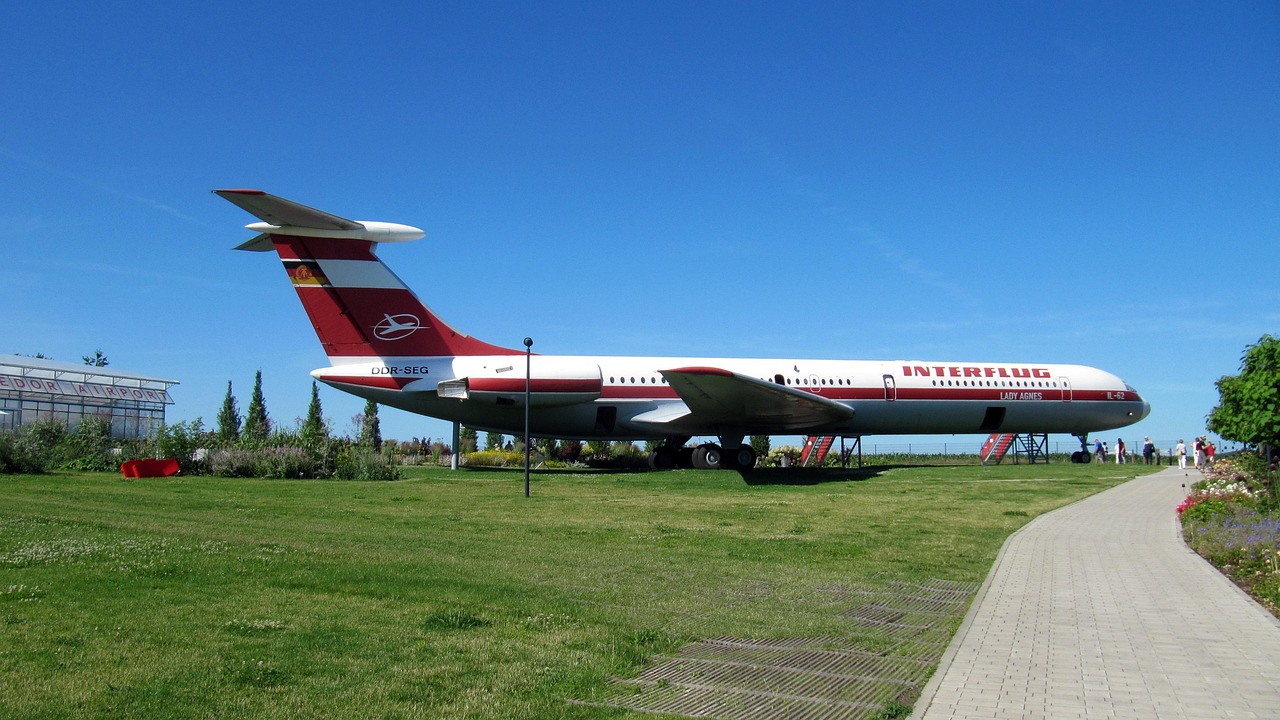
{"left": 801, "top": 435, "right": 836, "bottom": 466}
{"left": 980, "top": 433, "right": 1016, "bottom": 465}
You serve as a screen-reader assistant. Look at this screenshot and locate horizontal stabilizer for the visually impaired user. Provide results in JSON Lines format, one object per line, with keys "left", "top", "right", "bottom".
{"left": 214, "top": 189, "right": 363, "bottom": 230}
{"left": 214, "top": 189, "right": 424, "bottom": 244}
{"left": 234, "top": 233, "right": 275, "bottom": 252}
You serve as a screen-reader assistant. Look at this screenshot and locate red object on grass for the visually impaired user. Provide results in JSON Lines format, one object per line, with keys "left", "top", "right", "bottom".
{"left": 120, "top": 458, "right": 180, "bottom": 478}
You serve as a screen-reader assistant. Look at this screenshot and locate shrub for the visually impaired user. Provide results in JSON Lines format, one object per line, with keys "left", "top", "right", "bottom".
{"left": 210, "top": 448, "right": 256, "bottom": 477}
{"left": 261, "top": 447, "right": 317, "bottom": 479}
{"left": 1178, "top": 496, "right": 1234, "bottom": 524}
{"left": 0, "top": 430, "right": 46, "bottom": 474}
{"left": 210, "top": 447, "right": 316, "bottom": 479}
{"left": 1180, "top": 458, "right": 1268, "bottom": 516}
{"left": 463, "top": 450, "right": 525, "bottom": 468}
{"left": 0, "top": 419, "right": 69, "bottom": 472}
{"left": 766, "top": 445, "right": 802, "bottom": 468}
{"left": 59, "top": 417, "right": 116, "bottom": 472}
{"left": 1179, "top": 453, "right": 1280, "bottom": 611}
{"left": 155, "top": 419, "right": 212, "bottom": 475}
{"left": 1182, "top": 501, "right": 1280, "bottom": 574}
{"left": 332, "top": 446, "right": 399, "bottom": 481}
{"left": 581, "top": 441, "right": 649, "bottom": 469}
{"left": 558, "top": 439, "right": 583, "bottom": 463}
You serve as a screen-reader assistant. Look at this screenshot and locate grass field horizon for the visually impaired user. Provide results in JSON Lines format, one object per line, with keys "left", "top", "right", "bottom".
{"left": 2, "top": 463, "right": 1160, "bottom": 718}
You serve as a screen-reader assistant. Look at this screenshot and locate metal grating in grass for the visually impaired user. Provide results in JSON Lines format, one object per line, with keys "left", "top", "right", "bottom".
{"left": 574, "top": 578, "right": 978, "bottom": 719}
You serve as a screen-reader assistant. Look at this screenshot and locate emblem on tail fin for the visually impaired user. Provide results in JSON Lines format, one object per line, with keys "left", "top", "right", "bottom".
{"left": 373, "top": 313, "right": 424, "bottom": 341}
{"left": 285, "top": 260, "right": 329, "bottom": 286}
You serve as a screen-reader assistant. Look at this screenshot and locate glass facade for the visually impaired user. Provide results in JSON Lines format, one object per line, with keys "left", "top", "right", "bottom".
{"left": 0, "top": 356, "right": 177, "bottom": 440}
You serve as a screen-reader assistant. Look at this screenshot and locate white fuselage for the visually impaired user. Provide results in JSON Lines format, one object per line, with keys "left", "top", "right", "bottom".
{"left": 314, "top": 354, "right": 1148, "bottom": 439}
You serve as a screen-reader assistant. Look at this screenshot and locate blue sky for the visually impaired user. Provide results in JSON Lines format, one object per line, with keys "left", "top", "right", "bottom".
{"left": 2, "top": 2, "right": 1276, "bottom": 452}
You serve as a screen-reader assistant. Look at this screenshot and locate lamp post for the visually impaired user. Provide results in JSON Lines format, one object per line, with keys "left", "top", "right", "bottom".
{"left": 524, "top": 337, "right": 533, "bottom": 497}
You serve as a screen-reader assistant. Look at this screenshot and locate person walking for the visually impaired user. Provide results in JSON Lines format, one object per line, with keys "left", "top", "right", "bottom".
{"left": 1115, "top": 438, "right": 1126, "bottom": 464}
{"left": 1176, "top": 439, "right": 1187, "bottom": 469}
{"left": 1142, "top": 436, "right": 1155, "bottom": 465}
{"left": 1094, "top": 438, "right": 1105, "bottom": 463}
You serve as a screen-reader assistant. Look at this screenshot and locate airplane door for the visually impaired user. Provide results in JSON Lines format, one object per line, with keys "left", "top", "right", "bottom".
{"left": 807, "top": 374, "right": 821, "bottom": 394}
{"left": 1060, "top": 376, "right": 1072, "bottom": 402}
{"left": 883, "top": 374, "right": 897, "bottom": 401}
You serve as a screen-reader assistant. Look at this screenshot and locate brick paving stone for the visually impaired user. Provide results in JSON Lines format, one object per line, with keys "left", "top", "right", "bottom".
{"left": 914, "top": 467, "right": 1280, "bottom": 719}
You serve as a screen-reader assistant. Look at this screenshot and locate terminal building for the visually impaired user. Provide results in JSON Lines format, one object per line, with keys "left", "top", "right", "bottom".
{"left": 0, "top": 354, "right": 178, "bottom": 439}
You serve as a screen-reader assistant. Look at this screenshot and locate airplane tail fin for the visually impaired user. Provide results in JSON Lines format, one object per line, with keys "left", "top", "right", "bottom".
{"left": 216, "top": 189, "right": 519, "bottom": 361}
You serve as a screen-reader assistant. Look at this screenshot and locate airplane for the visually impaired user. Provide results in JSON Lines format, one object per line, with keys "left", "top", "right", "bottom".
{"left": 216, "top": 189, "right": 1150, "bottom": 470}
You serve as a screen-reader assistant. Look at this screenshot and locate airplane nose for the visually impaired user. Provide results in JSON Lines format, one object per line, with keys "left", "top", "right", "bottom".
{"left": 1138, "top": 398, "right": 1151, "bottom": 421}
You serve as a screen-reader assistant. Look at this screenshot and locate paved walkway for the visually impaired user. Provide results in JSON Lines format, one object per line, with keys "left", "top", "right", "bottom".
{"left": 914, "top": 466, "right": 1280, "bottom": 719}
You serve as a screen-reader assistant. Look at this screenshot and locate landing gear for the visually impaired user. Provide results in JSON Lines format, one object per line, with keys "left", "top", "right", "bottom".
{"left": 692, "top": 443, "right": 723, "bottom": 470}
{"left": 648, "top": 447, "right": 677, "bottom": 470}
{"left": 646, "top": 437, "right": 758, "bottom": 470}
{"left": 692, "top": 440, "right": 757, "bottom": 470}
{"left": 647, "top": 436, "right": 689, "bottom": 470}
{"left": 731, "top": 445, "right": 757, "bottom": 469}
{"left": 1071, "top": 434, "right": 1092, "bottom": 463}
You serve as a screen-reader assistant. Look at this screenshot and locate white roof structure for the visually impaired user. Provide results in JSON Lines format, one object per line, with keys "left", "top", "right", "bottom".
{"left": 0, "top": 354, "right": 178, "bottom": 404}
{"left": 0, "top": 354, "right": 179, "bottom": 439}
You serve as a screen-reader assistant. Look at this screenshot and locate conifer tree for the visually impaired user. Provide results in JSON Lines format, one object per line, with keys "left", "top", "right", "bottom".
{"left": 485, "top": 432, "right": 504, "bottom": 450}
{"left": 359, "top": 399, "right": 382, "bottom": 451}
{"left": 300, "top": 381, "right": 328, "bottom": 451}
{"left": 750, "top": 435, "right": 771, "bottom": 458}
{"left": 216, "top": 381, "right": 241, "bottom": 446}
{"left": 458, "top": 425, "right": 478, "bottom": 454}
{"left": 243, "top": 370, "right": 270, "bottom": 444}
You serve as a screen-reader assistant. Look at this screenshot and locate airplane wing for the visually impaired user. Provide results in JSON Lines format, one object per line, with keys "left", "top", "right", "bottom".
{"left": 648, "top": 366, "right": 855, "bottom": 432}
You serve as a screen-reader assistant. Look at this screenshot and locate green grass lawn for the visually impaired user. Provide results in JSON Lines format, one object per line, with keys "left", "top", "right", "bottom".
{"left": 1, "top": 462, "right": 1159, "bottom": 719}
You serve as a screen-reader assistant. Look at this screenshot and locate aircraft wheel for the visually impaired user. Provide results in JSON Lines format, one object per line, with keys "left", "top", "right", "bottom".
{"left": 648, "top": 448, "right": 677, "bottom": 470}
{"left": 732, "top": 446, "right": 757, "bottom": 469}
{"left": 1070, "top": 451, "right": 1082, "bottom": 463}
{"left": 677, "top": 446, "right": 696, "bottom": 469}
{"left": 692, "top": 444, "right": 723, "bottom": 470}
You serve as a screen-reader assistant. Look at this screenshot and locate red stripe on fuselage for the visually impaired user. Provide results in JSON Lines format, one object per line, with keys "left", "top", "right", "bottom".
{"left": 595, "top": 383, "right": 1140, "bottom": 404}
{"left": 320, "top": 375, "right": 417, "bottom": 390}
{"left": 470, "top": 378, "right": 603, "bottom": 394}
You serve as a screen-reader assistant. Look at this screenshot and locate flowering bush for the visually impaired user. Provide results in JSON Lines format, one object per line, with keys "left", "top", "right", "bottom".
{"left": 1179, "top": 455, "right": 1280, "bottom": 614}
{"left": 210, "top": 447, "right": 316, "bottom": 479}
{"left": 463, "top": 450, "right": 526, "bottom": 468}
{"left": 1177, "top": 459, "right": 1267, "bottom": 519}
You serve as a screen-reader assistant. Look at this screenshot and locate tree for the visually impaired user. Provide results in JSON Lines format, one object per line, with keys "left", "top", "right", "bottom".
{"left": 1208, "top": 334, "right": 1280, "bottom": 448}
{"left": 458, "top": 426, "right": 478, "bottom": 454}
{"left": 216, "top": 381, "right": 241, "bottom": 446}
{"left": 750, "top": 435, "right": 771, "bottom": 458}
{"left": 300, "top": 381, "right": 329, "bottom": 451}
{"left": 485, "top": 432, "right": 504, "bottom": 450}
{"left": 243, "top": 370, "right": 271, "bottom": 444}
{"left": 559, "top": 438, "right": 583, "bottom": 462}
{"left": 82, "top": 349, "right": 109, "bottom": 367}
{"left": 358, "top": 399, "right": 382, "bottom": 451}
{"left": 585, "top": 439, "right": 610, "bottom": 458}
